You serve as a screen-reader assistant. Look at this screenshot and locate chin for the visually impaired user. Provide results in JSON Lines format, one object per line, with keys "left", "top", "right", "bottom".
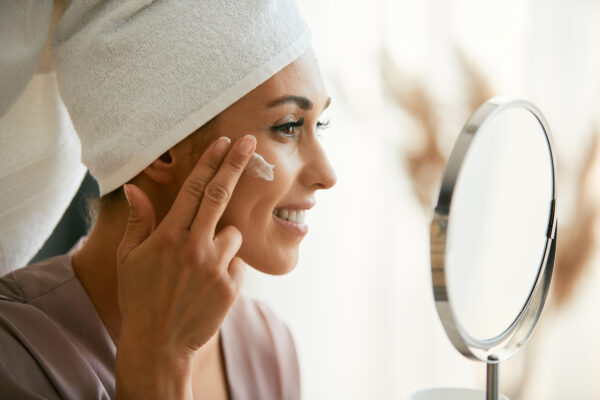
{"left": 255, "top": 262, "right": 297, "bottom": 276}
{"left": 243, "top": 247, "right": 299, "bottom": 276}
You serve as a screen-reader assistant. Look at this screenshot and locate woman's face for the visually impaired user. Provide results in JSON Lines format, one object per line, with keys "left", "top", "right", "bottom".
{"left": 189, "top": 48, "right": 336, "bottom": 275}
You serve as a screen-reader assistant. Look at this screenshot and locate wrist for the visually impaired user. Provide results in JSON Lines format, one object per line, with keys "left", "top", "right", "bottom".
{"left": 116, "top": 332, "right": 193, "bottom": 400}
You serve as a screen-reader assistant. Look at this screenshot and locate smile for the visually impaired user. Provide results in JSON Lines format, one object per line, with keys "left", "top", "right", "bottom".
{"left": 272, "top": 212, "right": 308, "bottom": 236}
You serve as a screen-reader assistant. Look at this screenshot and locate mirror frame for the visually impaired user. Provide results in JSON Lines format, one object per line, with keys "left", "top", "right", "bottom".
{"left": 429, "top": 97, "right": 558, "bottom": 363}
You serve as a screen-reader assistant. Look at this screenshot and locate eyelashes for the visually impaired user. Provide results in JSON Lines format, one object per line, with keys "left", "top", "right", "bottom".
{"left": 316, "top": 119, "right": 330, "bottom": 130}
{"left": 270, "top": 117, "right": 331, "bottom": 139}
{"left": 271, "top": 117, "right": 305, "bottom": 137}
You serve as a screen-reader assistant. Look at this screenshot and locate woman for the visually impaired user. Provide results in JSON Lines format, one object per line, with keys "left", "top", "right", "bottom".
{"left": 0, "top": 0, "right": 336, "bottom": 399}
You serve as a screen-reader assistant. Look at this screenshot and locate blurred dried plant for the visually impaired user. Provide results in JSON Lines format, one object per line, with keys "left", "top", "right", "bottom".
{"left": 380, "top": 49, "right": 494, "bottom": 210}
{"left": 552, "top": 130, "right": 600, "bottom": 308}
{"left": 388, "top": 79, "right": 446, "bottom": 210}
{"left": 380, "top": 55, "right": 444, "bottom": 211}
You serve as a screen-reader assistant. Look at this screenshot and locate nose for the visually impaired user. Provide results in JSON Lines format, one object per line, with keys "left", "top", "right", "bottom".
{"left": 301, "top": 137, "right": 337, "bottom": 190}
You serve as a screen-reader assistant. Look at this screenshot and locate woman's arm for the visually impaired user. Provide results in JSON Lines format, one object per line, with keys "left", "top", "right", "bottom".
{"left": 116, "top": 332, "right": 194, "bottom": 399}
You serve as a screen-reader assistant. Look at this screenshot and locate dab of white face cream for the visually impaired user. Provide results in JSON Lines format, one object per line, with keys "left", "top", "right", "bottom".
{"left": 245, "top": 152, "right": 275, "bottom": 181}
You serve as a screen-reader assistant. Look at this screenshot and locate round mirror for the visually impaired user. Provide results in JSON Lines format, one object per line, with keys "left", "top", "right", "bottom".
{"left": 446, "top": 105, "right": 552, "bottom": 340}
{"left": 430, "top": 97, "right": 557, "bottom": 368}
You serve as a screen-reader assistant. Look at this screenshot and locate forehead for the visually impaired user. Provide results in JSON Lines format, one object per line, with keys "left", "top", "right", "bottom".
{"left": 242, "top": 48, "right": 328, "bottom": 107}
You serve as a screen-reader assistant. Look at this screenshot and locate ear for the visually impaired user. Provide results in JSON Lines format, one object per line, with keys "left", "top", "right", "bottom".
{"left": 142, "top": 149, "right": 177, "bottom": 185}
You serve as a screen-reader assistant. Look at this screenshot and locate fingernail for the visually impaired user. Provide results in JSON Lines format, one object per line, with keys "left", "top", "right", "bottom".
{"left": 238, "top": 135, "right": 256, "bottom": 154}
{"left": 123, "top": 184, "right": 132, "bottom": 205}
{"left": 214, "top": 136, "right": 231, "bottom": 156}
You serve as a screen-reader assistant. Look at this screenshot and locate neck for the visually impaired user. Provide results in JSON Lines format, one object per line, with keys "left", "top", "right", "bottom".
{"left": 71, "top": 201, "right": 129, "bottom": 344}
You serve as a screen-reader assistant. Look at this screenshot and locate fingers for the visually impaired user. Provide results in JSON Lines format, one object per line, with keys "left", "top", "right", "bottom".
{"left": 215, "top": 225, "right": 246, "bottom": 290}
{"left": 162, "top": 136, "right": 232, "bottom": 231}
{"left": 228, "top": 256, "right": 247, "bottom": 290}
{"left": 117, "top": 184, "right": 156, "bottom": 264}
{"left": 214, "top": 224, "right": 243, "bottom": 256}
{"left": 190, "top": 134, "right": 256, "bottom": 238}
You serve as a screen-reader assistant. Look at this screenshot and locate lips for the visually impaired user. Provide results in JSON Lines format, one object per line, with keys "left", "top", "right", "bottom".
{"left": 274, "top": 200, "right": 315, "bottom": 211}
{"left": 273, "top": 212, "right": 308, "bottom": 236}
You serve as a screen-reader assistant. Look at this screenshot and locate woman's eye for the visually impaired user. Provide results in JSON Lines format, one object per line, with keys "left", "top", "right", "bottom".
{"left": 270, "top": 117, "right": 330, "bottom": 139}
{"left": 271, "top": 117, "right": 304, "bottom": 138}
{"left": 317, "top": 119, "right": 331, "bottom": 130}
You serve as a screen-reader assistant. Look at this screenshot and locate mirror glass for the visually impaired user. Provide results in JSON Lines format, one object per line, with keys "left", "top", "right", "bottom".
{"left": 445, "top": 107, "right": 553, "bottom": 340}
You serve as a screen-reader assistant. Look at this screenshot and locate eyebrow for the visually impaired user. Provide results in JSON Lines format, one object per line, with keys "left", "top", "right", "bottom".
{"left": 267, "top": 95, "right": 331, "bottom": 111}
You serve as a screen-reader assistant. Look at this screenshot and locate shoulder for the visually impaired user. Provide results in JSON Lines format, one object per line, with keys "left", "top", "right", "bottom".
{"left": 0, "top": 252, "right": 75, "bottom": 302}
{"left": 0, "top": 253, "right": 114, "bottom": 399}
{"left": 0, "top": 253, "right": 79, "bottom": 343}
{"left": 0, "top": 252, "right": 78, "bottom": 338}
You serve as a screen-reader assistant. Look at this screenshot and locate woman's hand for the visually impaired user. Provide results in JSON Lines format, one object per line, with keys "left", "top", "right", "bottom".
{"left": 114, "top": 134, "right": 257, "bottom": 400}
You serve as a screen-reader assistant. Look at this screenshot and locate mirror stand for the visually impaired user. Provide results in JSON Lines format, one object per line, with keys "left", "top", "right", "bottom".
{"left": 486, "top": 357, "right": 499, "bottom": 400}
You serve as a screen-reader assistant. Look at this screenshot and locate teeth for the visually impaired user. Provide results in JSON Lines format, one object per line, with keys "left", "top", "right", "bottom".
{"left": 274, "top": 208, "right": 306, "bottom": 224}
{"left": 288, "top": 210, "right": 297, "bottom": 223}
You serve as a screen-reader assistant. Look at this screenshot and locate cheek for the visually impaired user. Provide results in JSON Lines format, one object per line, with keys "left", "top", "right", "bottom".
{"left": 217, "top": 150, "right": 290, "bottom": 229}
{"left": 214, "top": 150, "right": 299, "bottom": 273}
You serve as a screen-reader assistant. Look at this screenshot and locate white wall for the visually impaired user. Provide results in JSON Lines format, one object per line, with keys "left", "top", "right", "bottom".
{"left": 242, "top": 1, "right": 600, "bottom": 398}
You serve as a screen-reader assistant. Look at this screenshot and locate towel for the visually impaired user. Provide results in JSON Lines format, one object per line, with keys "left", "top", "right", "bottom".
{"left": 0, "top": 0, "right": 310, "bottom": 273}
{"left": 52, "top": 0, "right": 310, "bottom": 195}
{"left": 0, "top": 0, "right": 87, "bottom": 275}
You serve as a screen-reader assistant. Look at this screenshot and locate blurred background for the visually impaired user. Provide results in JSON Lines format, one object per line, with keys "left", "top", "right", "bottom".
{"left": 33, "top": 0, "right": 600, "bottom": 398}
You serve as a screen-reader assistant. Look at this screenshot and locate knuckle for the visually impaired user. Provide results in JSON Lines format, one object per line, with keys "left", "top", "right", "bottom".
{"left": 224, "top": 227, "right": 243, "bottom": 249}
{"left": 206, "top": 265, "right": 222, "bottom": 281}
{"left": 184, "top": 178, "right": 207, "bottom": 200}
{"left": 221, "top": 225, "right": 242, "bottom": 241}
{"left": 157, "top": 228, "right": 178, "bottom": 248}
{"left": 225, "top": 154, "right": 247, "bottom": 171}
{"left": 216, "top": 276, "right": 236, "bottom": 301}
{"left": 181, "top": 245, "right": 205, "bottom": 266}
{"left": 205, "top": 182, "right": 231, "bottom": 207}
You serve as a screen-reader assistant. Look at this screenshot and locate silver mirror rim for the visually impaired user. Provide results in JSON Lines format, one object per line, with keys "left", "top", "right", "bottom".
{"left": 430, "top": 96, "right": 558, "bottom": 363}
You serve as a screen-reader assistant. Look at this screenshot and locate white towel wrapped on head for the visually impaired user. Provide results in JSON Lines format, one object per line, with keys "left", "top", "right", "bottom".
{"left": 52, "top": 0, "right": 310, "bottom": 195}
